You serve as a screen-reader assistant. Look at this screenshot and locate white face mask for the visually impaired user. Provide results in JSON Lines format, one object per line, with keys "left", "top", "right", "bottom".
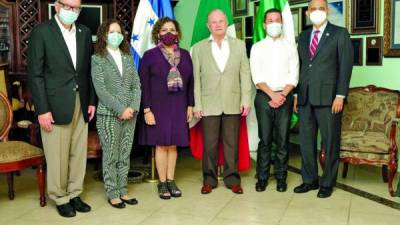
{"left": 58, "top": 8, "right": 79, "bottom": 25}
{"left": 266, "top": 23, "right": 282, "bottom": 38}
{"left": 309, "top": 10, "right": 327, "bottom": 26}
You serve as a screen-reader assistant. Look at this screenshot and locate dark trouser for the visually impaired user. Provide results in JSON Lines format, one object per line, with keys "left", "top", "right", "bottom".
{"left": 298, "top": 102, "right": 342, "bottom": 187}
{"left": 255, "top": 91, "right": 293, "bottom": 182}
{"left": 201, "top": 114, "right": 241, "bottom": 187}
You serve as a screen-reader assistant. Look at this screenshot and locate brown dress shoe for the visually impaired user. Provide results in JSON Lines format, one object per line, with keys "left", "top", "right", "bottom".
{"left": 201, "top": 184, "right": 213, "bottom": 194}
{"left": 231, "top": 185, "right": 243, "bottom": 194}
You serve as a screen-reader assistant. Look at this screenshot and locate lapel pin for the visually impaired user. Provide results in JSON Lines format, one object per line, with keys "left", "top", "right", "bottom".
{"left": 326, "top": 33, "right": 330, "bottom": 36}
{"left": 78, "top": 29, "right": 82, "bottom": 32}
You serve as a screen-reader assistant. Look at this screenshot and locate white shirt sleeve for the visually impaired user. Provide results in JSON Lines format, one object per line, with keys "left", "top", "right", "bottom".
{"left": 250, "top": 44, "right": 263, "bottom": 86}
{"left": 287, "top": 44, "right": 299, "bottom": 87}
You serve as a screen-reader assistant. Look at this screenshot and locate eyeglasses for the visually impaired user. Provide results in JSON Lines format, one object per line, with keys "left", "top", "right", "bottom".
{"left": 57, "top": 1, "right": 81, "bottom": 13}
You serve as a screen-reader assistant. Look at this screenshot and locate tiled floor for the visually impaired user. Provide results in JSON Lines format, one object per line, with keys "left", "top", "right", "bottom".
{"left": 1, "top": 150, "right": 400, "bottom": 225}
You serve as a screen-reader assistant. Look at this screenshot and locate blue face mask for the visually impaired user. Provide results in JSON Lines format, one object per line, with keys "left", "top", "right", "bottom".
{"left": 58, "top": 8, "right": 79, "bottom": 25}
{"left": 107, "top": 32, "right": 124, "bottom": 49}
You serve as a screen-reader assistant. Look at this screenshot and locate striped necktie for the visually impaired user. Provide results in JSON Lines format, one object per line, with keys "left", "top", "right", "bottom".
{"left": 310, "top": 30, "right": 320, "bottom": 59}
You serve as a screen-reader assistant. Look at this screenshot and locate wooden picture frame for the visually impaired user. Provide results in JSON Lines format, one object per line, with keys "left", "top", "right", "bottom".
{"left": 301, "top": 6, "right": 312, "bottom": 31}
{"left": 351, "top": 38, "right": 363, "bottom": 66}
{"left": 366, "top": 36, "right": 383, "bottom": 66}
{"left": 233, "top": 0, "right": 248, "bottom": 16}
{"left": 350, "top": 0, "right": 379, "bottom": 34}
{"left": 234, "top": 17, "right": 244, "bottom": 40}
{"left": 254, "top": 1, "right": 260, "bottom": 19}
{"left": 384, "top": 0, "right": 400, "bottom": 57}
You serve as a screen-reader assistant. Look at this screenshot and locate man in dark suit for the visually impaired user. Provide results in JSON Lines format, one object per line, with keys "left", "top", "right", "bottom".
{"left": 293, "top": 0, "right": 353, "bottom": 198}
{"left": 27, "top": 0, "right": 96, "bottom": 217}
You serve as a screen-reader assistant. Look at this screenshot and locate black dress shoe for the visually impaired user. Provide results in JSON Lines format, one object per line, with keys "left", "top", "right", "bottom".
{"left": 293, "top": 182, "right": 319, "bottom": 193}
{"left": 317, "top": 187, "right": 333, "bottom": 198}
{"left": 121, "top": 198, "right": 138, "bottom": 205}
{"left": 255, "top": 180, "right": 268, "bottom": 192}
{"left": 70, "top": 197, "right": 91, "bottom": 212}
{"left": 108, "top": 200, "right": 126, "bottom": 209}
{"left": 276, "top": 181, "right": 287, "bottom": 192}
{"left": 56, "top": 203, "right": 76, "bottom": 218}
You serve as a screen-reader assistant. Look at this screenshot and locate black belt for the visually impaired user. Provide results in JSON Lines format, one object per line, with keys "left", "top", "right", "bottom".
{"left": 256, "top": 89, "right": 283, "bottom": 93}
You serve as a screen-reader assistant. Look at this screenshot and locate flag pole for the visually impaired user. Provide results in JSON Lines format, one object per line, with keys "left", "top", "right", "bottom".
{"left": 145, "top": 147, "right": 158, "bottom": 183}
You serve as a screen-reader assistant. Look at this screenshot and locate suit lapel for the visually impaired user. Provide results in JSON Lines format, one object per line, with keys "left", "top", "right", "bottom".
{"left": 49, "top": 18, "right": 75, "bottom": 70}
{"left": 122, "top": 54, "right": 130, "bottom": 79}
{"left": 312, "top": 23, "right": 332, "bottom": 60}
{"left": 75, "top": 24, "right": 85, "bottom": 72}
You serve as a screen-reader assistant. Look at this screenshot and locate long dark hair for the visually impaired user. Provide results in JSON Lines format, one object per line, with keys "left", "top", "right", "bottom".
{"left": 94, "top": 19, "right": 131, "bottom": 57}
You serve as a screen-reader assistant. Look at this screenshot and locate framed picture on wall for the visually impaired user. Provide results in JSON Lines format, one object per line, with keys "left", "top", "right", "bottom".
{"left": 350, "top": 0, "right": 379, "bottom": 34}
{"left": 254, "top": 1, "right": 260, "bottom": 19}
{"left": 301, "top": 1, "right": 347, "bottom": 31}
{"left": 48, "top": 3, "right": 104, "bottom": 42}
{"left": 328, "top": 0, "right": 345, "bottom": 28}
{"left": 245, "top": 16, "right": 254, "bottom": 37}
{"left": 301, "top": 6, "right": 312, "bottom": 31}
{"left": 234, "top": 17, "right": 244, "bottom": 40}
{"left": 384, "top": 0, "right": 400, "bottom": 57}
{"left": 351, "top": 38, "right": 363, "bottom": 66}
{"left": 366, "top": 36, "right": 383, "bottom": 66}
{"left": 233, "top": 0, "right": 248, "bottom": 16}
{"left": 291, "top": 8, "right": 301, "bottom": 41}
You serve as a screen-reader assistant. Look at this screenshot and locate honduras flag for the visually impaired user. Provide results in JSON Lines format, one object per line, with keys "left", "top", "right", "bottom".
{"left": 130, "top": 0, "right": 175, "bottom": 68}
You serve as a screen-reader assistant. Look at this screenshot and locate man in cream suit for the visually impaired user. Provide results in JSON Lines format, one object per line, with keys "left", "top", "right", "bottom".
{"left": 192, "top": 9, "right": 252, "bottom": 194}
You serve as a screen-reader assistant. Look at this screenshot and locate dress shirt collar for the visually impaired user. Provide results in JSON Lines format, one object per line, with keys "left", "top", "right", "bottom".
{"left": 208, "top": 34, "right": 229, "bottom": 42}
{"left": 312, "top": 21, "right": 328, "bottom": 35}
{"left": 55, "top": 15, "right": 76, "bottom": 34}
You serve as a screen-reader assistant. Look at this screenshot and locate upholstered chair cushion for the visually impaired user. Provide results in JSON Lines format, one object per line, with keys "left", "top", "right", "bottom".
{"left": 342, "top": 91, "right": 398, "bottom": 136}
{"left": 341, "top": 131, "right": 390, "bottom": 154}
{"left": 0, "top": 141, "right": 43, "bottom": 163}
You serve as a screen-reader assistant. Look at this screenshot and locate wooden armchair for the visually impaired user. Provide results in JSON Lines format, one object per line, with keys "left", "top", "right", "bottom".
{"left": 0, "top": 91, "right": 46, "bottom": 206}
{"left": 338, "top": 85, "right": 399, "bottom": 196}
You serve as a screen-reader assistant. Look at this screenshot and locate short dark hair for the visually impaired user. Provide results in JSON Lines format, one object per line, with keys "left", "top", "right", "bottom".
{"left": 151, "top": 17, "right": 182, "bottom": 44}
{"left": 263, "top": 8, "right": 282, "bottom": 22}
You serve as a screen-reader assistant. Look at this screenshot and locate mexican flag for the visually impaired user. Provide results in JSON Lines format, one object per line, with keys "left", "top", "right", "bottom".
{"left": 254, "top": 0, "right": 295, "bottom": 44}
{"left": 175, "top": 0, "right": 251, "bottom": 171}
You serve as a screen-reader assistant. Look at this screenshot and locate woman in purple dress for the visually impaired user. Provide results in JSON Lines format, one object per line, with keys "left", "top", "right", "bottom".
{"left": 138, "top": 17, "right": 194, "bottom": 200}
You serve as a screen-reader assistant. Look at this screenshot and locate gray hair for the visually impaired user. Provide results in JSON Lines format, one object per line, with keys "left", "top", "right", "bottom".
{"left": 207, "top": 9, "right": 228, "bottom": 23}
